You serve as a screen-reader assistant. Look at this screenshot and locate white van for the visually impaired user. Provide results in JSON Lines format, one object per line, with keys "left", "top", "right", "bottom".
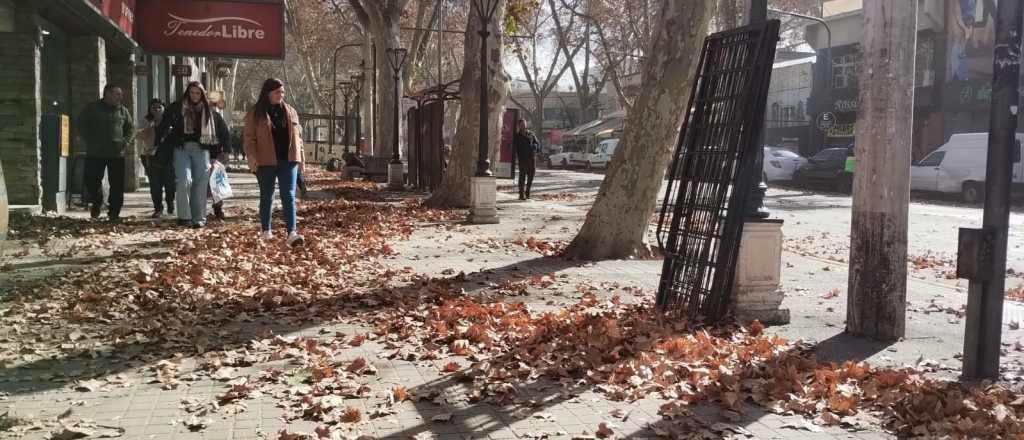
{"left": 586, "top": 138, "right": 619, "bottom": 169}
{"left": 910, "top": 132, "right": 1024, "bottom": 203}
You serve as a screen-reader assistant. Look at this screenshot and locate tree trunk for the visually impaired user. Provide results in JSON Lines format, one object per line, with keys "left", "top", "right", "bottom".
{"left": 350, "top": 0, "right": 409, "bottom": 158}
{"left": 426, "top": 0, "right": 508, "bottom": 208}
{"left": 846, "top": 0, "right": 916, "bottom": 341}
{"left": 563, "top": 0, "right": 711, "bottom": 260}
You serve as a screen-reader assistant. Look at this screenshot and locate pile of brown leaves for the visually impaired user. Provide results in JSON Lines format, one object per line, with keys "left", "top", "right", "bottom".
{"left": 356, "top": 276, "right": 1024, "bottom": 438}
{"left": 512, "top": 237, "right": 567, "bottom": 257}
{"left": 536, "top": 193, "right": 579, "bottom": 202}
{"left": 0, "top": 182, "right": 459, "bottom": 370}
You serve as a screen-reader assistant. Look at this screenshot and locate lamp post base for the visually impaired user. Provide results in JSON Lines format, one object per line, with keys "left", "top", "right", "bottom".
{"left": 468, "top": 176, "right": 499, "bottom": 224}
{"left": 731, "top": 218, "right": 789, "bottom": 325}
{"left": 388, "top": 162, "right": 405, "bottom": 190}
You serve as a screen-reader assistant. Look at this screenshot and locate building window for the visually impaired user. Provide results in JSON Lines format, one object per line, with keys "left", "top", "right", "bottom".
{"left": 916, "top": 37, "right": 935, "bottom": 87}
{"left": 796, "top": 101, "right": 805, "bottom": 120}
{"left": 832, "top": 52, "right": 861, "bottom": 89}
{"left": 771, "top": 103, "right": 780, "bottom": 128}
{"left": 781, "top": 106, "right": 795, "bottom": 126}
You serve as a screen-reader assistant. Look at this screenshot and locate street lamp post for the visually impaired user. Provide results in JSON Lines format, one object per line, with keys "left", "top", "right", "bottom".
{"left": 351, "top": 72, "right": 365, "bottom": 154}
{"left": 467, "top": 0, "right": 502, "bottom": 224}
{"left": 385, "top": 47, "right": 408, "bottom": 189}
{"left": 338, "top": 80, "right": 354, "bottom": 148}
{"left": 746, "top": 0, "right": 770, "bottom": 219}
{"left": 472, "top": 0, "right": 501, "bottom": 177}
{"left": 331, "top": 43, "right": 363, "bottom": 154}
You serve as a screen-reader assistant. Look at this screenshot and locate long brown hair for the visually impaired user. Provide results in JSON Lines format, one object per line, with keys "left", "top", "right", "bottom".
{"left": 180, "top": 81, "right": 211, "bottom": 123}
{"left": 252, "top": 78, "right": 285, "bottom": 122}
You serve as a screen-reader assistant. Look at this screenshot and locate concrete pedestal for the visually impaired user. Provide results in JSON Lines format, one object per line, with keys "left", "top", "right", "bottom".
{"left": 387, "top": 162, "right": 404, "bottom": 190}
{"left": 344, "top": 166, "right": 364, "bottom": 181}
{"left": 732, "top": 219, "right": 790, "bottom": 324}
{"left": 468, "top": 176, "right": 499, "bottom": 224}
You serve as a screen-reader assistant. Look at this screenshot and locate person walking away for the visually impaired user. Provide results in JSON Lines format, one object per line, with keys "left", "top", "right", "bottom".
{"left": 78, "top": 84, "right": 134, "bottom": 222}
{"left": 138, "top": 99, "right": 175, "bottom": 218}
{"left": 244, "top": 78, "right": 306, "bottom": 246}
{"left": 156, "top": 82, "right": 229, "bottom": 228}
{"left": 513, "top": 119, "right": 540, "bottom": 200}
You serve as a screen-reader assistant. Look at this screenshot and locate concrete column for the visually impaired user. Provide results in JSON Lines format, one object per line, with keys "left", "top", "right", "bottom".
{"left": 0, "top": 29, "right": 42, "bottom": 206}
{"left": 108, "top": 53, "right": 139, "bottom": 191}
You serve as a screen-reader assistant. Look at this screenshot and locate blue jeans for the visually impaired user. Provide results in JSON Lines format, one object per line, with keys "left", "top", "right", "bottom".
{"left": 257, "top": 162, "right": 299, "bottom": 233}
{"left": 174, "top": 143, "right": 210, "bottom": 224}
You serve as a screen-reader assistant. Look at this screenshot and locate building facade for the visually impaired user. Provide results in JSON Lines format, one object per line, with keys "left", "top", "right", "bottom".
{"left": 764, "top": 56, "right": 814, "bottom": 155}
{"left": 0, "top": 0, "right": 217, "bottom": 211}
{"left": 804, "top": 0, "right": 1020, "bottom": 161}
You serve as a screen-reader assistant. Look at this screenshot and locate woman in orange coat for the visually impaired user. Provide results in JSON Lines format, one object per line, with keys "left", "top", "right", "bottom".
{"left": 243, "top": 78, "right": 305, "bottom": 246}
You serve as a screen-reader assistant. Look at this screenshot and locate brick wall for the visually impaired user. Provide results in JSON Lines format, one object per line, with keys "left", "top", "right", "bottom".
{"left": 0, "top": 31, "right": 42, "bottom": 206}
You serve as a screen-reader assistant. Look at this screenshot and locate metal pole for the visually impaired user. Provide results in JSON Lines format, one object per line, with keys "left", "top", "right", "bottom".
{"left": 346, "top": 94, "right": 353, "bottom": 148}
{"left": 392, "top": 72, "right": 401, "bottom": 164}
{"left": 745, "top": 0, "right": 769, "bottom": 218}
{"left": 331, "top": 46, "right": 339, "bottom": 154}
{"left": 962, "top": 0, "right": 1023, "bottom": 380}
{"left": 475, "top": 17, "right": 492, "bottom": 176}
{"left": 372, "top": 45, "right": 378, "bottom": 157}
{"left": 355, "top": 88, "right": 362, "bottom": 153}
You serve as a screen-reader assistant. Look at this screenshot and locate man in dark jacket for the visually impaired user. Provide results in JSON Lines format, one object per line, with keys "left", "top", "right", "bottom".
{"left": 513, "top": 119, "right": 540, "bottom": 200}
{"left": 78, "top": 84, "right": 134, "bottom": 221}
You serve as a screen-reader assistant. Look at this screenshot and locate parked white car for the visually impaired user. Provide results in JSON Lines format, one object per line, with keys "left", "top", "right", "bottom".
{"left": 763, "top": 146, "right": 807, "bottom": 182}
{"left": 586, "top": 139, "right": 619, "bottom": 169}
{"left": 910, "top": 132, "right": 1024, "bottom": 203}
{"left": 548, "top": 145, "right": 586, "bottom": 168}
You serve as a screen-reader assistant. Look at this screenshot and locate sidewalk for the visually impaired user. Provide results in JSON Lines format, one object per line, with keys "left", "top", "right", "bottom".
{"left": 1, "top": 168, "right": 1020, "bottom": 440}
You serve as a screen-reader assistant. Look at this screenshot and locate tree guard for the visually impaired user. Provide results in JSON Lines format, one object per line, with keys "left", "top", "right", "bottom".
{"left": 406, "top": 80, "right": 460, "bottom": 191}
{"left": 655, "top": 20, "right": 780, "bottom": 322}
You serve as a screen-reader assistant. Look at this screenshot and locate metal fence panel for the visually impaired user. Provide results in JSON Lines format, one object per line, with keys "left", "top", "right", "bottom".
{"left": 655, "top": 20, "right": 780, "bottom": 321}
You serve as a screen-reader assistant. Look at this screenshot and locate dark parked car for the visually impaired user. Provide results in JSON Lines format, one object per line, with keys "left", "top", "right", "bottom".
{"left": 793, "top": 146, "right": 854, "bottom": 192}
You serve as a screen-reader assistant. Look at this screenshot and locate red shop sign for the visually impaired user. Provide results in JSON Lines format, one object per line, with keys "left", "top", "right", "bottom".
{"left": 135, "top": 0, "right": 284, "bottom": 59}
{"left": 90, "top": 0, "right": 136, "bottom": 38}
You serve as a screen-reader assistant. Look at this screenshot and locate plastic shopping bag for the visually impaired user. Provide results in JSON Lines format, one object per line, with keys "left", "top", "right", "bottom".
{"left": 209, "top": 161, "right": 234, "bottom": 203}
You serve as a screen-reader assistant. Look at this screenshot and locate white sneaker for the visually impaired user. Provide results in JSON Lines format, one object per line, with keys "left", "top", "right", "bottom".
{"left": 287, "top": 232, "right": 305, "bottom": 247}
{"left": 260, "top": 230, "right": 273, "bottom": 240}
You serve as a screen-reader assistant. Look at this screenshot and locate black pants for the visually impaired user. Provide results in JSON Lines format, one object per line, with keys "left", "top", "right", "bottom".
{"left": 142, "top": 156, "right": 175, "bottom": 212}
{"left": 518, "top": 161, "right": 536, "bottom": 198}
{"left": 84, "top": 156, "right": 125, "bottom": 218}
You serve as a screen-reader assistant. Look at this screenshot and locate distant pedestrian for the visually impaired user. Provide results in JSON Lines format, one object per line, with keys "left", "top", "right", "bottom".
{"left": 78, "top": 83, "right": 134, "bottom": 222}
{"left": 138, "top": 98, "right": 175, "bottom": 218}
{"left": 513, "top": 119, "right": 540, "bottom": 200}
{"left": 244, "top": 78, "right": 306, "bottom": 247}
{"left": 156, "top": 81, "right": 230, "bottom": 229}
